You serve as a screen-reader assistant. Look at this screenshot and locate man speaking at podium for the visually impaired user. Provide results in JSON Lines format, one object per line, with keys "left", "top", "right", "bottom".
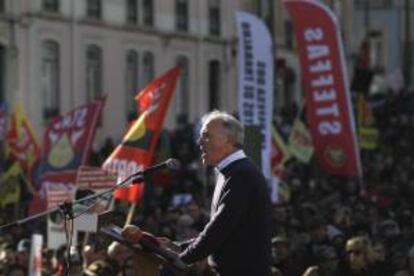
{"left": 171, "top": 111, "right": 272, "bottom": 276}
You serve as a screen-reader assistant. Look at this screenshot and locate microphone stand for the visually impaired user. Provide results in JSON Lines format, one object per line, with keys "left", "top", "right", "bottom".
{"left": 0, "top": 171, "right": 143, "bottom": 231}
{"left": 0, "top": 170, "right": 144, "bottom": 275}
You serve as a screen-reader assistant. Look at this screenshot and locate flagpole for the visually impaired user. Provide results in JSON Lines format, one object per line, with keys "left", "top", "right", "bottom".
{"left": 124, "top": 202, "right": 136, "bottom": 226}
{"left": 293, "top": 100, "right": 305, "bottom": 122}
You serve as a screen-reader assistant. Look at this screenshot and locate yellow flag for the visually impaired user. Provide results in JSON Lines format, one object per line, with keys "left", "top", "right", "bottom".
{"left": 357, "top": 95, "right": 378, "bottom": 150}
{"left": 0, "top": 163, "right": 22, "bottom": 207}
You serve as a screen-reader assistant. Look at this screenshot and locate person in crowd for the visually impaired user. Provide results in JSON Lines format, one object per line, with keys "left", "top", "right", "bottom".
{"left": 302, "top": 245, "right": 342, "bottom": 276}
{"left": 0, "top": 241, "right": 15, "bottom": 274}
{"left": 271, "top": 235, "right": 303, "bottom": 276}
{"left": 83, "top": 259, "right": 118, "bottom": 276}
{"left": 107, "top": 241, "right": 132, "bottom": 273}
{"left": 6, "top": 263, "right": 26, "bottom": 276}
{"left": 394, "top": 245, "right": 414, "bottom": 276}
{"left": 187, "top": 202, "right": 209, "bottom": 233}
{"left": 15, "top": 239, "right": 30, "bottom": 271}
{"left": 303, "top": 216, "right": 333, "bottom": 267}
{"left": 314, "top": 246, "right": 341, "bottom": 276}
{"left": 340, "top": 236, "right": 388, "bottom": 276}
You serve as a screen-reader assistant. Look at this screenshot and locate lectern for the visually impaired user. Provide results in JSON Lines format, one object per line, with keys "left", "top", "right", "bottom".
{"left": 100, "top": 224, "right": 187, "bottom": 276}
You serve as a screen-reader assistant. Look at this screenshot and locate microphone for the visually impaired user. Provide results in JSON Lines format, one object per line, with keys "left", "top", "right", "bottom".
{"left": 132, "top": 158, "right": 181, "bottom": 179}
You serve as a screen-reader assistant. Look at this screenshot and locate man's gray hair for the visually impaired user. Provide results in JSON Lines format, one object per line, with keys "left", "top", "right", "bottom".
{"left": 201, "top": 110, "right": 244, "bottom": 148}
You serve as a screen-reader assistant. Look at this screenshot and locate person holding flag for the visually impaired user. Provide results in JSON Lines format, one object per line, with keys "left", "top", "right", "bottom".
{"left": 123, "top": 110, "right": 273, "bottom": 275}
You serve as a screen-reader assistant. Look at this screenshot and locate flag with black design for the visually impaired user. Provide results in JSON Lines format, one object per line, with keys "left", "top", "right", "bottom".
{"left": 103, "top": 66, "right": 181, "bottom": 203}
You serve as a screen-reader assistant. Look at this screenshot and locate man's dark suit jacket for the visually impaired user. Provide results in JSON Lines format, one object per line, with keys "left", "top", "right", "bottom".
{"left": 179, "top": 158, "right": 272, "bottom": 276}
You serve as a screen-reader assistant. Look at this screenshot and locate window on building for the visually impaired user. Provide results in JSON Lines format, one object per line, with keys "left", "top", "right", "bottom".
{"left": 142, "top": 0, "right": 154, "bottom": 26}
{"left": 0, "top": 0, "right": 6, "bottom": 13}
{"left": 284, "top": 20, "right": 293, "bottom": 50}
{"left": 0, "top": 45, "right": 6, "bottom": 102}
{"left": 43, "top": 0, "right": 59, "bottom": 13}
{"left": 176, "top": 56, "right": 190, "bottom": 115}
{"left": 367, "top": 30, "right": 384, "bottom": 71}
{"left": 87, "top": 0, "right": 102, "bottom": 19}
{"left": 411, "top": 41, "right": 414, "bottom": 88}
{"left": 86, "top": 45, "right": 102, "bottom": 101}
{"left": 208, "top": 60, "right": 220, "bottom": 110}
{"left": 42, "top": 40, "right": 60, "bottom": 119}
{"left": 141, "top": 51, "right": 154, "bottom": 89}
{"left": 126, "top": 0, "right": 138, "bottom": 24}
{"left": 126, "top": 50, "right": 139, "bottom": 119}
{"left": 208, "top": 0, "right": 220, "bottom": 36}
{"left": 354, "top": 0, "right": 393, "bottom": 9}
{"left": 176, "top": 0, "right": 188, "bottom": 32}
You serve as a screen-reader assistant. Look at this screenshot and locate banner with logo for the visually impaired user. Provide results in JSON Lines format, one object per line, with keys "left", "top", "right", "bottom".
{"left": 236, "top": 11, "right": 274, "bottom": 180}
{"left": 284, "top": 0, "right": 361, "bottom": 177}
{"left": 103, "top": 66, "right": 181, "bottom": 203}
{"left": 41, "top": 98, "right": 105, "bottom": 174}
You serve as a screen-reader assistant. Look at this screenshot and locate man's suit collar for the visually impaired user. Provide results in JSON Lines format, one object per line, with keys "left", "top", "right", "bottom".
{"left": 216, "top": 150, "right": 246, "bottom": 172}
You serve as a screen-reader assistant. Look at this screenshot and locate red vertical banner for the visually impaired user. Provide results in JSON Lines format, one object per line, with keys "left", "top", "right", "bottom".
{"left": 103, "top": 66, "right": 181, "bottom": 203}
{"left": 283, "top": 0, "right": 361, "bottom": 177}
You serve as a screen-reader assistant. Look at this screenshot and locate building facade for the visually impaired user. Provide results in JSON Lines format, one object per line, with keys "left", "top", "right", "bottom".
{"left": 0, "top": 0, "right": 242, "bottom": 146}
{"left": 0, "top": 0, "right": 412, "bottom": 146}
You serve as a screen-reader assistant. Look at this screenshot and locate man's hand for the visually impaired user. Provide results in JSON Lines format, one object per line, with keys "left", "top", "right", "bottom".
{"left": 157, "top": 237, "right": 181, "bottom": 252}
{"left": 122, "top": 225, "right": 143, "bottom": 243}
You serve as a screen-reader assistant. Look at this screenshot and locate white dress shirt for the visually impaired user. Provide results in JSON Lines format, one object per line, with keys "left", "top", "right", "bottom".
{"left": 211, "top": 150, "right": 247, "bottom": 213}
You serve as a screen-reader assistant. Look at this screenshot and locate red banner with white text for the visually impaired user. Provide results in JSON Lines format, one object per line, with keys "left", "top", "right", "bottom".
{"left": 284, "top": 0, "right": 361, "bottom": 177}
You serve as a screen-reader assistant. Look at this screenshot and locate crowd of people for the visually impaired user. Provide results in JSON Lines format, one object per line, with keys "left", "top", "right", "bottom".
{"left": 0, "top": 91, "right": 414, "bottom": 275}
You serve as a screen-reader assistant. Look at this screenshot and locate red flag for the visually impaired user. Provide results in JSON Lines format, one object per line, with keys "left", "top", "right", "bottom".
{"left": 284, "top": 0, "right": 361, "bottom": 177}
{"left": 103, "top": 66, "right": 181, "bottom": 203}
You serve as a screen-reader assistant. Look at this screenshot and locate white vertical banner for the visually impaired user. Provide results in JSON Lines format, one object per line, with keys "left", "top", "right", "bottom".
{"left": 29, "top": 234, "right": 43, "bottom": 276}
{"left": 236, "top": 11, "right": 274, "bottom": 181}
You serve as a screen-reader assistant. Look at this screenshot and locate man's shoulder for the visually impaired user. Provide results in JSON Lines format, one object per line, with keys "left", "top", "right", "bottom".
{"left": 231, "top": 158, "right": 259, "bottom": 171}
{"left": 225, "top": 158, "right": 264, "bottom": 179}
{"left": 224, "top": 157, "right": 251, "bottom": 172}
